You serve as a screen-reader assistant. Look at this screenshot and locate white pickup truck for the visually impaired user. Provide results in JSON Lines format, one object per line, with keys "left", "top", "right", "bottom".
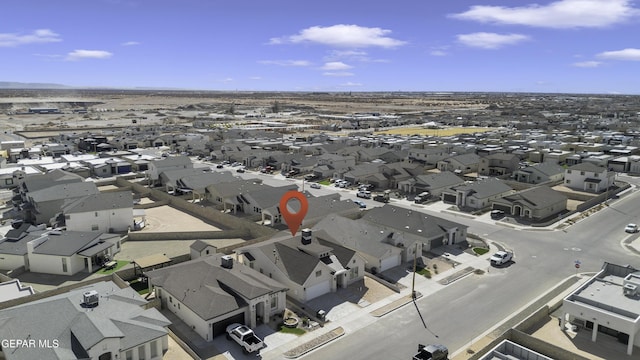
{"left": 226, "top": 323, "right": 264, "bottom": 354}
{"left": 490, "top": 250, "right": 513, "bottom": 267}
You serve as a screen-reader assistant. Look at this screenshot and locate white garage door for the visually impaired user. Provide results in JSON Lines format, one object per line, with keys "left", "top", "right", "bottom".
{"left": 380, "top": 254, "right": 401, "bottom": 272}
{"left": 306, "top": 280, "right": 332, "bottom": 301}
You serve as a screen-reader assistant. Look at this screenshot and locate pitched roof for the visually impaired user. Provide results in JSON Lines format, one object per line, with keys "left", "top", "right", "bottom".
{"left": 61, "top": 191, "right": 132, "bottom": 214}
{"left": 414, "top": 171, "right": 465, "bottom": 189}
{"left": 0, "top": 280, "right": 170, "bottom": 360}
{"left": 22, "top": 169, "right": 83, "bottom": 193}
{"left": 450, "top": 178, "right": 513, "bottom": 198}
{"left": 498, "top": 186, "right": 567, "bottom": 210}
{"left": 27, "top": 182, "right": 99, "bottom": 203}
{"left": 569, "top": 162, "right": 607, "bottom": 173}
{"left": 361, "top": 204, "right": 467, "bottom": 239}
{"left": 32, "top": 231, "right": 118, "bottom": 257}
{"left": 147, "top": 254, "right": 286, "bottom": 321}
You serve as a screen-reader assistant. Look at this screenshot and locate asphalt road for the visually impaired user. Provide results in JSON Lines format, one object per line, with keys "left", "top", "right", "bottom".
{"left": 299, "top": 176, "right": 640, "bottom": 360}
{"left": 203, "top": 163, "right": 640, "bottom": 359}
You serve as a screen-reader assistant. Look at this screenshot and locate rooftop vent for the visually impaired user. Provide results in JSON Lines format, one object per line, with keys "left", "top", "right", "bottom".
{"left": 301, "top": 228, "right": 312, "bottom": 245}
{"left": 221, "top": 255, "right": 233, "bottom": 269}
{"left": 83, "top": 290, "right": 99, "bottom": 307}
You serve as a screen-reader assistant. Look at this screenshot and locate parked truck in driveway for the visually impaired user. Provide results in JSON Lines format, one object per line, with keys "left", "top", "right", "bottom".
{"left": 490, "top": 250, "right": 513, "bottom": 267}
{"left": 226, "top": 323, "right": 264, "bottom": 354}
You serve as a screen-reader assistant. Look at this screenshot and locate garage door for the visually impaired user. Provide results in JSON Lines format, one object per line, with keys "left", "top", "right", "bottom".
{"left": 306, "top": 280, "right": 332, "bottom": 301}
{"left": 212, "top": 312, "right": 245, "bottom": 338}
{"left": 442, "top": 193, "right": 457, "bottom": 204}
{"left": 380, "top": 254, "right": 401, "bottom": 272}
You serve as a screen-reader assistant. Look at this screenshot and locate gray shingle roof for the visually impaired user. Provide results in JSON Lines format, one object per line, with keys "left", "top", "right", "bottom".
{"left": 361, "top": 204, "right": 467, "bottom": 239}
{"left": 0, "top": 281, "right": 170, "bottom": 360}
{"left": 569, "top": 162, "right": 607, "bottom": 173}
{"left": 32, "top": 231, "right": 118, "bottom": 257}
{"left": 61, "top": 191, "right": 132, "bottom": 214}
{"left": 28, "top": 182, "right": 99, "bottom": 203}
{"left": 147, "top": 254, "right": 286, "bottom": 321}
{"left": 497, "top": 186, "right": 567, "bottom": 210}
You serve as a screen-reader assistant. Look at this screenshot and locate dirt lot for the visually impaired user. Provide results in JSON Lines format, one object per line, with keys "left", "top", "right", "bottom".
{"left": 140, "top": 205, "right": 221, "bottom": 232}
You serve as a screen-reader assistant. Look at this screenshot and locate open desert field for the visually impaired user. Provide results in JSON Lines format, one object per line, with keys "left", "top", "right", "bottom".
{"left": 375, "top": 126, "right": 493, "bottom": 136}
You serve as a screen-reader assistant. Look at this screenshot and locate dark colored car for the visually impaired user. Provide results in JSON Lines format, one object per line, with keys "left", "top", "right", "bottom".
{"left": 413, "top": 344, "right": 448, "bottom": 360}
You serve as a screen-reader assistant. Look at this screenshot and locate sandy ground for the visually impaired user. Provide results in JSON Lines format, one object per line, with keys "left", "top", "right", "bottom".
{"left": 140, "top": 205, "right": 222, "bottom": 233}
{"left": 115, "top": 238, "right": 246, "bottom": 261}
{"left": 375, "top": 126, "right": 493, "bottom": 136}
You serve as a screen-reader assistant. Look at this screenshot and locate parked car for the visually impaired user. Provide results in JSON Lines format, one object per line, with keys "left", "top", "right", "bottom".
{"left": 309, "top": 182, "right": 321, "bottom": 189}
{"left": 490, "top": 209, "right": 505, "bottom": 219}
{"left": 625, "top": 223, "right": 639, "bottom": 233}
{"left": 353, "top": 200, "right": 367, "bottom": 208}
{"left": 226, "top": 323, "right": 264, "bottom": 354}
{"left": 357, "top": 190, "right": 371, "bottom": 199}
{"left": 490, "top": 251, "right": 513, "bottom": 267}
{"left": 236, "top": 168, "right": 245, "bottom": 173}
{"left": 414, "top": 192, "right": 430, "bottom": 204}
{"left": 413, "top": 344, "right": 448, "bottom": 360}
{"left": 216, "top": 164, "right": 224, "bottom": 169}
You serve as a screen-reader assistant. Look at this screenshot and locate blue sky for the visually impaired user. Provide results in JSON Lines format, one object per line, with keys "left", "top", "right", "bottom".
{"left": 2, "top": 0, "right": 640, "bottom": 93}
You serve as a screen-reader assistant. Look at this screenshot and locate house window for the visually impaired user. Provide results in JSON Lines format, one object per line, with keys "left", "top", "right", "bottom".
{"left": 249, "top": 262, "right": 254, "bottom": 269}
{"left": 594, "top": 173, "right": 599, "bottom": 177}
{"left": 316, "top": 270, "right": 322, "bottom": 277}
{"left": 65, "top": 214, "right": 70, "bottom": 220}
{"left": 125, "top": 350, "right": 133, "bottom": 360}
{"left": 62, "top": 258, "right": 67, "bottom": 273}
{"left": 138, "top": 345, "right": 146, "bottom": 360}
{"left": 580, "top": 171, "right": 585, "bottom": 175}
{"left": 567, "top": 170, "right": 572, "bottom": 174}
{"left": 271, "top": 294, "right": 278, "bottom": 309}
{"left": 95, "top": 212, "right": 99, "bottom": 217}
{"left": 205, "top": 249, "right": 209, "bottom": 255}
{"left": 169, "top": 296, "right": 172, "bottom": 303}
{"left": 4, "top": 178, "right": 13, "bottom": 185}
{"left": 150, "top": 340, "right": 158, "bottom": 358}
{"left": 566, "top": 180, "right": 571, "bottom": 184}
{"left": 91, "top": 225, "right": 99, "bottom": 231}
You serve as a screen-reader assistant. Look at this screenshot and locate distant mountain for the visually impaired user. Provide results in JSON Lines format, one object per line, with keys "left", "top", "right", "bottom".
{"left": 0, "top": 81, "right": 72, "bottom": 89}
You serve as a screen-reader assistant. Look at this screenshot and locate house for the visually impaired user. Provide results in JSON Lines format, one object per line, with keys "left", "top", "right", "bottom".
{"left": 0, "top": 223, "right": 45, "bottom": 272}
{"left": 206, "top": 180, "right": 297, "bottom": 214}
{"left": 512, "top": 162, "right": 565, "bottom": 184}
{"left": 0, "top": 166, "right": 41, "bottom": 189}
{"left": 0, "top": 279, "right": 35, "bottom": 303}
{"left": 491, "top": 186, "right": 568, "bottom": 221}
{"left": 28, "top": 230, "right": 121, "bottom": 275}
{"left": 562, "top": 262, "right": 640, "bottom": 355}
{"left": 146, "top": 156, "right": 193, "bottom": 186}
{"left": 237, "top": 229, "right": 365, "bottom": 302}
{"left": 564, "top": 162, "right": 615, "bottom": 193}
{"left": 478, "top": 153, "right": 519, "bottom": 176}
{"left": 408, "top": 147, "right": 449, "bottom": 166}
{"left": 441, "top": 178, "right": 514, "bottom": 210}
{"left": 189, "top": 240, "right": 217, "bottom": 259}
{"left": 147, "top": 254, "right": 287, "bottom": 340}
{"left": 0, "top": 280, "right": 171, "bottom": 360}
{"left": 437, "top": 153, "right": 481, "bottom": 174}
{"left": 58, "top": 191, "right": 134, "bottom": 233}
{"left": 360, "top": 205, "right": 468, "bottom": 250}
{"left": 22, "top": 181, "right": 99, "bottom": 225}
{"left": 397, "top": 171, "right": 465, "bottom": 195}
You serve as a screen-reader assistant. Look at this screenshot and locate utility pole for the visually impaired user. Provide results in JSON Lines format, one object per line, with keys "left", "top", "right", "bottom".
{"left": 412, "top": 242, "right": 418, "bottom": 299}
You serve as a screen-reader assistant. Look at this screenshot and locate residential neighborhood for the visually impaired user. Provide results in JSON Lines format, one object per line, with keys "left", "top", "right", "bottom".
{"left": 0, "top": 90, "right": 639, "bottom": 360}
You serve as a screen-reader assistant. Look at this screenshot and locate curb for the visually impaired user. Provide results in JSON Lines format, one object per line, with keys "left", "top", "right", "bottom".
{"left": 370, "top": 293, "right": 420, "bottom": 317}
{"left": 283, "top": 327, "right": 345, "bottom": 359}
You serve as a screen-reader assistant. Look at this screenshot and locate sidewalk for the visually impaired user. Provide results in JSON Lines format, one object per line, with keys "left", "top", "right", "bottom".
{"left": 258, "top": 243, "right": 497, "bottom": 359}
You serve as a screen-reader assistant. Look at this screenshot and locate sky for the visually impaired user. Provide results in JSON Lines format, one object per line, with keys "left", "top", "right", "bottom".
{"left": 2, "top": 0, "right": 640, "bottom": 94}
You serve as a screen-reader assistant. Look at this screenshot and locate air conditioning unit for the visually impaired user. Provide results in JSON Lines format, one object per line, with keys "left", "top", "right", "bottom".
{"left": 83, "top": 290, "right": 99, "bottom": 307}
{"left": 624, "top": 283, "right": 637, "bottom": 297}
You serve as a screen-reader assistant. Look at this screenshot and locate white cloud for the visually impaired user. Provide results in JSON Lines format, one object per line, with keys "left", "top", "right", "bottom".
{"left": 121, "top": 41, "right": 140, "bottom": 46}
{"left": 340, "top": 82, "right": 363, "bottom": 87}
{"left": 457, "top": 32, "right": 529, "bottom": 49}
{"left": 323, "top": 72, "right": 354, "bottom": 77}
{"left": 258, "top": 60, "right": 312, "bottom": 67}
{"left": 0, "top": 29, "right": 61, "bottom": 47}
{"left": 450, "top": 0, "right": 639, "bottom": 28}
{"left": 597, "top": 48, "right": 640, "bottom": 61}
{"left": 430, "top": 50, "right": 448, "bottom": 56}
{"left": 321, "top": 61, "right": 353, "bottom": 71}
{"left": 66, "top": 50, "right": 113, "bottom": 61}
{"left": 270, "top": 24, "right": 406, "bottom": 48}
{"left": 572, "top": 60, "right": 602, "bottom": 67}
{"left": 249, "top": 76, "right": 262, "bottom": 80}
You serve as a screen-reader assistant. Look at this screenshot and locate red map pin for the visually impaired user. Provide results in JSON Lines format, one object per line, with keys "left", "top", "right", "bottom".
{"left": 279, "top": 190, "right": 309, "bottom": 236}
